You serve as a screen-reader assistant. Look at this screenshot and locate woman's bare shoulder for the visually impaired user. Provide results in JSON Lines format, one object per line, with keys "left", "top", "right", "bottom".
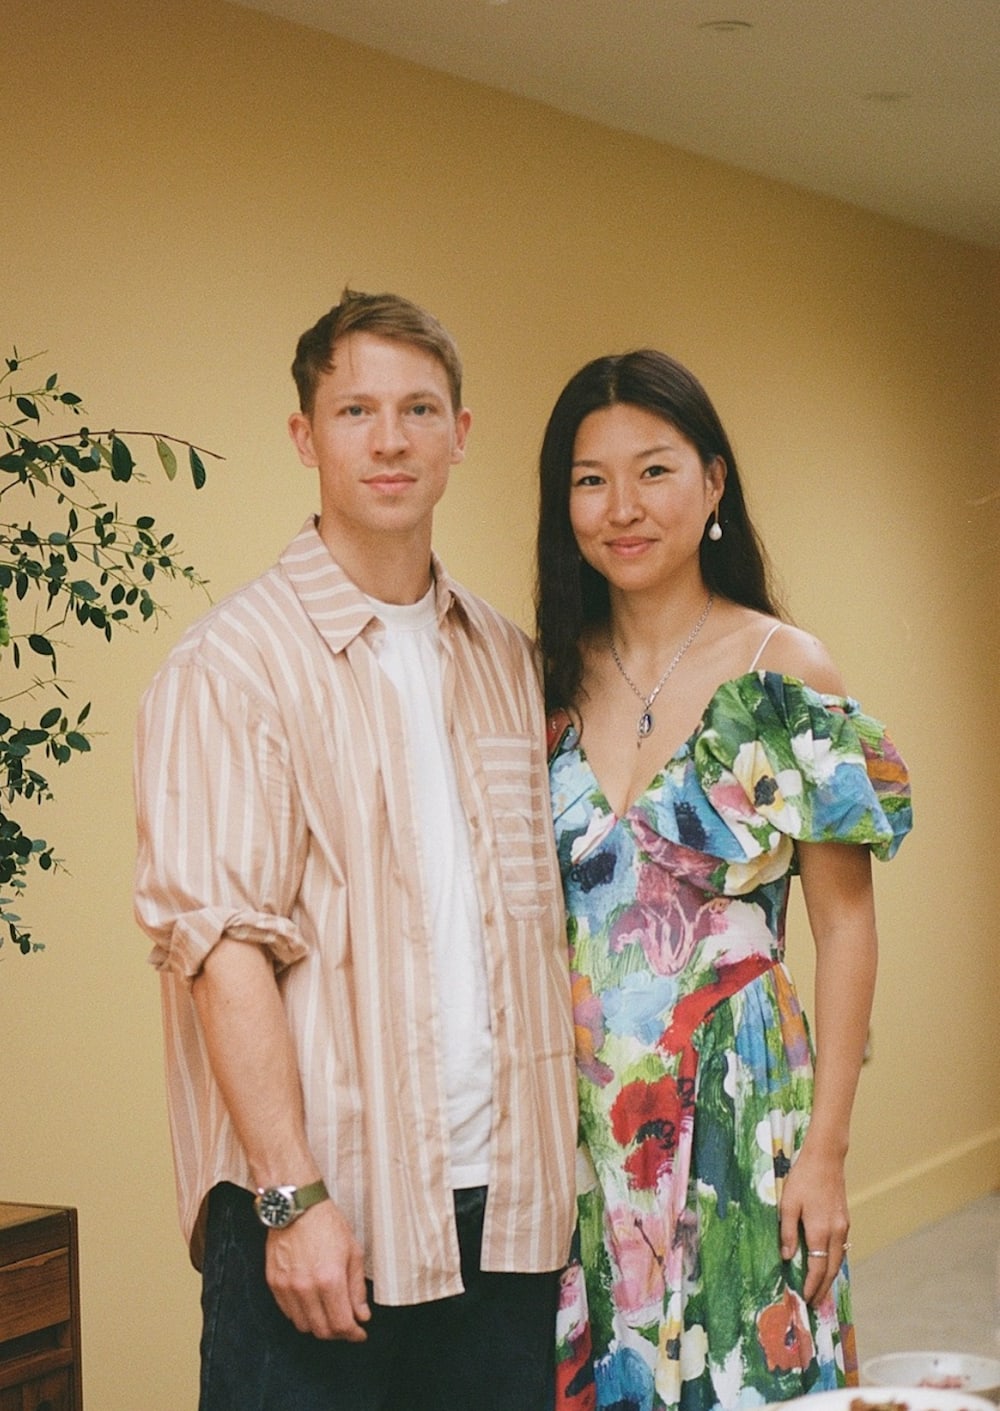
{"left": 755, "top": 620, "right": 847, "bottom": 696}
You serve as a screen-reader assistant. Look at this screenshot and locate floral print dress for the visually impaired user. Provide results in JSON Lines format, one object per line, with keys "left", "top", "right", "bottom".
{"left": 549, "top": 672, "right": 912, "bottom": 1411}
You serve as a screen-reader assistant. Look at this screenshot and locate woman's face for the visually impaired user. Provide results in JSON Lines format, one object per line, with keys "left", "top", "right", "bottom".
{"left": 568, "top": 402, "right": 723, "bottom": 594}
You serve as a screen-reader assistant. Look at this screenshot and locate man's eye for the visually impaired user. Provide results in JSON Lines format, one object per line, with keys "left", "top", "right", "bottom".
{"left": 341, "top": 404, "right": 366, "bottom": 417}
{"left": 410, "top": 403, "right": 433, "bottom": 416}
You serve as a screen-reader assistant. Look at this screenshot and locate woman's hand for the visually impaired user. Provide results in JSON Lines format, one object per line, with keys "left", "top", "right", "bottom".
{"left": 779, "top": 1143, "right": 851, "bottom": 1306}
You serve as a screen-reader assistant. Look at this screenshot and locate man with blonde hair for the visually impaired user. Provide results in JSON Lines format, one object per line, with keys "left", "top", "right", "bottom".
{"left": 135, "top": 290, "right": 576, "bottom": 1410}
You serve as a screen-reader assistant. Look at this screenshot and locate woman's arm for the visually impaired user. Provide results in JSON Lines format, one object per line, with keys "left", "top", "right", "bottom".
{"left": 779, "top": 839, "right": 878, "bottom": 1305}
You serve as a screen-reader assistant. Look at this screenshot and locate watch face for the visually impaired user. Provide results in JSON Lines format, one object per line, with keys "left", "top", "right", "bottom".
{"left": 256, "top": 1188, "right": 294, "bottom": 1228}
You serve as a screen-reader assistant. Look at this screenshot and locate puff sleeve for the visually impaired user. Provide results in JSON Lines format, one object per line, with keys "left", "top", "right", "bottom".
{"left": 621, "top": 673, "right": 911, "bottom": 896}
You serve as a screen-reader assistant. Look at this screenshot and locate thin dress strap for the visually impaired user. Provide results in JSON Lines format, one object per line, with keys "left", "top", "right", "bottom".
{"left": 748, "top": 621, "right": 782, "bottom": 671}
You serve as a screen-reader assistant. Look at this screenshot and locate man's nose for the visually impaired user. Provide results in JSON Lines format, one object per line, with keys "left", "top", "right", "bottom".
{"left": 371, "top": 410, "right": 408, "bottom": 456}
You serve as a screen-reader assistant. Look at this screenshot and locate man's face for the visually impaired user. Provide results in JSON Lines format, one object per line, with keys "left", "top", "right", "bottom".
{"left": 289, "top": 331, "right": 471, "bottom": 559}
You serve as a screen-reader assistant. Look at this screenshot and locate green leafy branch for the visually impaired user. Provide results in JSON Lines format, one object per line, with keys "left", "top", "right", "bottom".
{"left": 1, "top": 349, "right": 219, "bottom": 955}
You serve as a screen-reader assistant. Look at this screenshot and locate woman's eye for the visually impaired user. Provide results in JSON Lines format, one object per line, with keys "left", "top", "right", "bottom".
{"left": 643, "top": 462, "right": 670, "bottom": 478}
{"left": 572, "top": 474, "right": 604, "bottom": 488}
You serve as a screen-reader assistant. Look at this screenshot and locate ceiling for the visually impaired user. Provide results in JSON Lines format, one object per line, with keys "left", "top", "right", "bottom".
{"left": 230, "top": 0, "right": 1000, "bottom": 251}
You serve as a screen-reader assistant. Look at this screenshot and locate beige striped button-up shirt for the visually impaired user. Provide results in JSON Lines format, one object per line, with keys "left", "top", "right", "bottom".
{"left": 133, "top": 519, "right": 576, "bottom": 1304}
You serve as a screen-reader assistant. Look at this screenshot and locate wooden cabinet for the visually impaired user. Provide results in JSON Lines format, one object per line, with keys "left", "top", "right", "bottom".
{"left": 0, "top": 1204, "right": 82, "bottom": 1411}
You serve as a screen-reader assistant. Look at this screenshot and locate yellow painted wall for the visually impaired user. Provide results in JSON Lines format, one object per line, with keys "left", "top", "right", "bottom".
{"left": 1, "top": 0, "right": 997, "bottom": 1406}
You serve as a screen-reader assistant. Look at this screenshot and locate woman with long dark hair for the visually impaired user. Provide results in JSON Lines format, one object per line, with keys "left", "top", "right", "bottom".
{"left": 536, "top": 350, "right": 911, "bottom": 1411}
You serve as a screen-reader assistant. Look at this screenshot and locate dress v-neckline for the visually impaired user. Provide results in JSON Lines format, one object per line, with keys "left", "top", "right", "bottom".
{"left": 570, "top": 670, "right": 762, "bottom": 821}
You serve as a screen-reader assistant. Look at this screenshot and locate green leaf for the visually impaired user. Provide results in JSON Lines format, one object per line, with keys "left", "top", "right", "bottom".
{"left": 45, "top": 373, "right": 58, "bottom": 390}
{"left": 189, "top": 446, "right": 207, "bottom": 490}
{"left": 69, "top": 580, "right": 100, "bottom": 601}
{"left": 65, "top": 732, "right": 91, "bottom": 752}
{"left": 16, "top": 397, "right": 40, "bottom": 422}
{"left": 13, "top": 729, "right": 48, "bottom": 746}
{"left": 39, "top": 707, "right": 62, "bottom": 729}
{"left": 155, "top": 437, "right": 178, "bottom": 481}
{"left": 59, "top": 392, "right": 82, "bottom": 407}
{"left": 27, "top": 634, "right": 55, "bottom": 657}
{"left": 110, "top": 436, "right": 134, "bottom": 482}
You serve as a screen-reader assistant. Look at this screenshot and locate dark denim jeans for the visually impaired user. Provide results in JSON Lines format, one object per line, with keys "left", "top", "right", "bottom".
{"left": 199, "top": 1182, "right": 559, "bottom": 1411}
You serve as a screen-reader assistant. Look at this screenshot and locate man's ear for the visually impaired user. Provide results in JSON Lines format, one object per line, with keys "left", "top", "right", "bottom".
{"left": 288, "top": 410, "right": 318, "bottom": 468}
{"left": 451, "top": 407, "right": 473, "bottom": 465}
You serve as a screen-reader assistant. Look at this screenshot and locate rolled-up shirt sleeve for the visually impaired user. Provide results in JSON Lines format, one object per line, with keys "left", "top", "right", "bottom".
{"left": 134, "top": 655, "right": 310, "bottom": 982}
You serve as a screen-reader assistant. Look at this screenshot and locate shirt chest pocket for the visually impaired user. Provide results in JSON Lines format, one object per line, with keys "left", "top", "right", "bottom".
{"left": 477, "top": 734, "right": 558, "bottom": 919}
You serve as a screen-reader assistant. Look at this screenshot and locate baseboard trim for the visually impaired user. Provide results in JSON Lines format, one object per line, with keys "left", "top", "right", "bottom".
{"left": 850, "top": 1128, "right": 1000, "bottom": 1258}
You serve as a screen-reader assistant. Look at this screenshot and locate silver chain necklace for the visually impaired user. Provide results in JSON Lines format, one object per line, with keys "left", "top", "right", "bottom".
{"left": 608, "top": 593, "right": 714, "bottom": 745}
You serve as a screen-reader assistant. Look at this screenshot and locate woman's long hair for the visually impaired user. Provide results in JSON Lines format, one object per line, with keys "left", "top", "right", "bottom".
{"left": 535, "top": 349, "right": 782, "bottom": 714}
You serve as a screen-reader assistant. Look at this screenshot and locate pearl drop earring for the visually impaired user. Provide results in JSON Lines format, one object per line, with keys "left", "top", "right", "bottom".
{"left": 708, "top": 510, "right": 723, "bottom": 542}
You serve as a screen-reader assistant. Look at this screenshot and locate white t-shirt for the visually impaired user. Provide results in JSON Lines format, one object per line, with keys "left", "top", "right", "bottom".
{"left": 366, "top": 586, "right": 492, "bottom": 1189}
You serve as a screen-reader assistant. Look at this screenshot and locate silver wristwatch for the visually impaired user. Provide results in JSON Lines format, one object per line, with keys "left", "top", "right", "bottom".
{"left": 253, "top": 1178, "right": 329, "bottom": 1229}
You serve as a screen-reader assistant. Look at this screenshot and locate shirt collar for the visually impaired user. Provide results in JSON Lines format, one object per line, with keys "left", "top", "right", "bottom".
{"left": 278, "top": 517, "right": 487, "bottom": 654}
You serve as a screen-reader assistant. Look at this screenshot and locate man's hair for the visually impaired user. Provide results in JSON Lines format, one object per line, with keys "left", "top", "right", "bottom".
{"left": 291, "top": 288, "right": 464, "bottom": 415}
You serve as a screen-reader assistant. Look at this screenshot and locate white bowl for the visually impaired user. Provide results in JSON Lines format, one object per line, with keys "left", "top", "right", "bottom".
{"left": 863, "top": 1352, "right": 1000, "bottom": 1402}
{"left": 783, "top": 1386, "right": 997, "bottom": 1411}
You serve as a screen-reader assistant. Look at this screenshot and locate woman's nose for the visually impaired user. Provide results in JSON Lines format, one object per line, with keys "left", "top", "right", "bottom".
{"left": 608, "top": 481, "right": 640, "bottom": 523}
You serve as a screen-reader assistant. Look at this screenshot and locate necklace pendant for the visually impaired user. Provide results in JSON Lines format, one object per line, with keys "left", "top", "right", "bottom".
{"left": 638, "top": 709, "right": 654, "bottom": 740}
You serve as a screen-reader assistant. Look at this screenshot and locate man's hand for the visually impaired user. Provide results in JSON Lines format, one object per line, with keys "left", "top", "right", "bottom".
{"left": 265, "top": 1197, "right": 371, "bottom": 1341}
